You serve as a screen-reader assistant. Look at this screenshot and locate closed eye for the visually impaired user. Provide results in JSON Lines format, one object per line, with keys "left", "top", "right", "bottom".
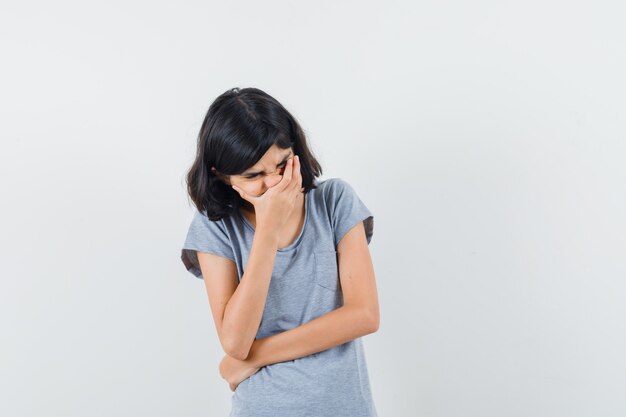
{"left": 245, "top": 162, "right": 287, "bottom": 179}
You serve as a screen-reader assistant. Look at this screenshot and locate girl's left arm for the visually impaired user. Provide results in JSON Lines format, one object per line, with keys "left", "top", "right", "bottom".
{"left": 246, "top": 221, "right": 379, "bottom": 368}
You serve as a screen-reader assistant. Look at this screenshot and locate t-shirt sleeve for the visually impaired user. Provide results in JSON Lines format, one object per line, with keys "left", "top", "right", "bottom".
{"left": 327, "top": 178, "right": 374, "bottom": 248}
{"left": 181, "top": 210, "right": 236, "bottom": 279}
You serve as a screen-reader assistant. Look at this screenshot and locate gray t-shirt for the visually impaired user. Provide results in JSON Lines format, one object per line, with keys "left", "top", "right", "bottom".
{"left": 181, "top": 177, "right": 377, "bottom": 417}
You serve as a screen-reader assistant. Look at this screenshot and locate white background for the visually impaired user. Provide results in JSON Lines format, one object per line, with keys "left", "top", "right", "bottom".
{"left": 2, "top": 1, "right": 625, "bottom": 416}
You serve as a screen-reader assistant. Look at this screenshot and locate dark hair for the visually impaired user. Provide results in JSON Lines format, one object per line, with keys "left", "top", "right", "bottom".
{"left": 185, "top": 87, "right": 323, "bottom": 221}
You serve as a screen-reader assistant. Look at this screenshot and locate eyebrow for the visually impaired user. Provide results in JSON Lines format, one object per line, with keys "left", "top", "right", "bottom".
{"left": 242, "top": 152, "right": 293, "bottom": 176}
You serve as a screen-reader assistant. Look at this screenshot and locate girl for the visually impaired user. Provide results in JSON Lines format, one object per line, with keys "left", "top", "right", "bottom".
{"left": 181, "top": 87, "right": 379, "bottom": 417}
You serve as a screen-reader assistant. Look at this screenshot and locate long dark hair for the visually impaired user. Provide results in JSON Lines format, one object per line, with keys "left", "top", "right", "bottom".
{"left": 185, "top": 87, "right": 323, "bottom": 221}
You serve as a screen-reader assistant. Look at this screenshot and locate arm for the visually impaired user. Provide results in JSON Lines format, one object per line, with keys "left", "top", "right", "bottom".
{"left": 246, "top": 221, "right": 379, "bottom": 368}
{"left": 219, "top": 226, "right": 280, "bottom": 360}
{"left": 246, "top": 304, "right": 376, "bottom": 368}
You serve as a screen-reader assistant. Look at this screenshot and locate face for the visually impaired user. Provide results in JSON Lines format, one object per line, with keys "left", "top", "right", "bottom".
{"left": 215, "top": 144, "right": 295, "bottom": 198}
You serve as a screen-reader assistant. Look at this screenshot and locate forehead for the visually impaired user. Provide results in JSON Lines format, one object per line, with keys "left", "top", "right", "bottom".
{"left": 245, "top": 144, "right": 292, "bottom": 171}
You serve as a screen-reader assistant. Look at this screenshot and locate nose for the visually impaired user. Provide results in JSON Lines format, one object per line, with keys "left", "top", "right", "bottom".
{"left": 262, "top": 168, "right": 284, "bottom": 189}
{"left": 263, "top": 172, "right": 282, "bottom": 189}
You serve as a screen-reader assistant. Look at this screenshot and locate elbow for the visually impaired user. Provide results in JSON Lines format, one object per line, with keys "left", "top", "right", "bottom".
{"left": 368, "top": 314, "right": 380, "bottom": 333}
{"left": 220, "top": 320, "right": 253, "bottom": 360}
{"left": 364, "top": 307, "right": 380, "bottom": 334}
{"left": 223, "top": 337, "right": 252, "bottom": 361}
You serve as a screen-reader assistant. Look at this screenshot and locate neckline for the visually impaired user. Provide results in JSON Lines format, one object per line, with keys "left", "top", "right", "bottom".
{"left": 238, "top": 189, "right": 310, "bottom": 252}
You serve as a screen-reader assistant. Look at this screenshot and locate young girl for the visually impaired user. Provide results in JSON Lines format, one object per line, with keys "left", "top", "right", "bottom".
{"left": 181, "top": 87, "right": 379, "bottom": 417}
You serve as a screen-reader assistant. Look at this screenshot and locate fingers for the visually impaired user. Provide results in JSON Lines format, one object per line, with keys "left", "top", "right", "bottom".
{"left": 274, "top": 154, "right": 303, "bottom": 194}
{"left": 289, "top": 155, "right": 303, "bottom": 193}
{"left": 274, "top": 155, "right": 294, "bottom": 192}
{"left": 296, "top": 155, "right": 303, "bottom": 190}
{"left": 281, "top": 155, "right": 294, "bottom": 186}
{"left": 283, "top": 155, "right": 302, "bottom": 196}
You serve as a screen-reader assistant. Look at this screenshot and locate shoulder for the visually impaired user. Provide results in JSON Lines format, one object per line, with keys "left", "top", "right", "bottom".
{"left": 317, "top": 178, "right": 369, "bottom": 213}
{"left": 313, "top": 177, "right": 374, "bottom": 245}
{"left": 182, "top": 209, "right": 237, "bottom": 279}
{"left": 186, "top": 209, "right": 232, "bottom": 242}
{"left": 316, "top": 177, "right": 356, "bottom": 203}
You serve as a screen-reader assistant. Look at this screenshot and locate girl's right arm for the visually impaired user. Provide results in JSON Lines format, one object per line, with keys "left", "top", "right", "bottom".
{"left": 198, "top": 226, "right": 279, "bottom": 360}
{"left": 200, "top": 155, "right": 302, "bottom": 360}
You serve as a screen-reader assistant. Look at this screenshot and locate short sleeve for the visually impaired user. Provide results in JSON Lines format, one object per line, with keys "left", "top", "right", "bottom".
{"left": 326, "top": 178, "right": 374, "bottom": 248}
{"left": 181, "top": 210, "right": 236, "bottom": 279}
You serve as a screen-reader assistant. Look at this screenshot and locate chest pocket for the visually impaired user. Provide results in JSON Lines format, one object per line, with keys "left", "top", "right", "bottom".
{"left": 313, "top": 250, "right": 340, "bottom": 292}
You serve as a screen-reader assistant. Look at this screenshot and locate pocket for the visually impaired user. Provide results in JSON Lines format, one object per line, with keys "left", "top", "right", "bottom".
{"left": 313, "top": 250, "right": 339, "bottom": 292}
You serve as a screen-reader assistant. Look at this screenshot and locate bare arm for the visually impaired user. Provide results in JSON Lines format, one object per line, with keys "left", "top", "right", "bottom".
{"left": 245, "top": 221, "right": 379, "bottom": 367}
{"left": 246, "top": 304, "right": 377, "bottom": 368}
{"left": 209, "top": 154, "right": 303, "bottom": 361}
{"left": 220, "top": 226, "right": 279, "bottom": 360}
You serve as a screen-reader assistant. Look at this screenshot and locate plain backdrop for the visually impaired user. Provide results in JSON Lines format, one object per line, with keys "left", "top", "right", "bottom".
{"left": 1, "top": 1, "right": 625, "bottom": 416}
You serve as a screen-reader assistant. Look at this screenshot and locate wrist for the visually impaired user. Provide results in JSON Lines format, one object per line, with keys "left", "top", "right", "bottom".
{"left": 255, "top": 226, "right": 280, "bottom": 248}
